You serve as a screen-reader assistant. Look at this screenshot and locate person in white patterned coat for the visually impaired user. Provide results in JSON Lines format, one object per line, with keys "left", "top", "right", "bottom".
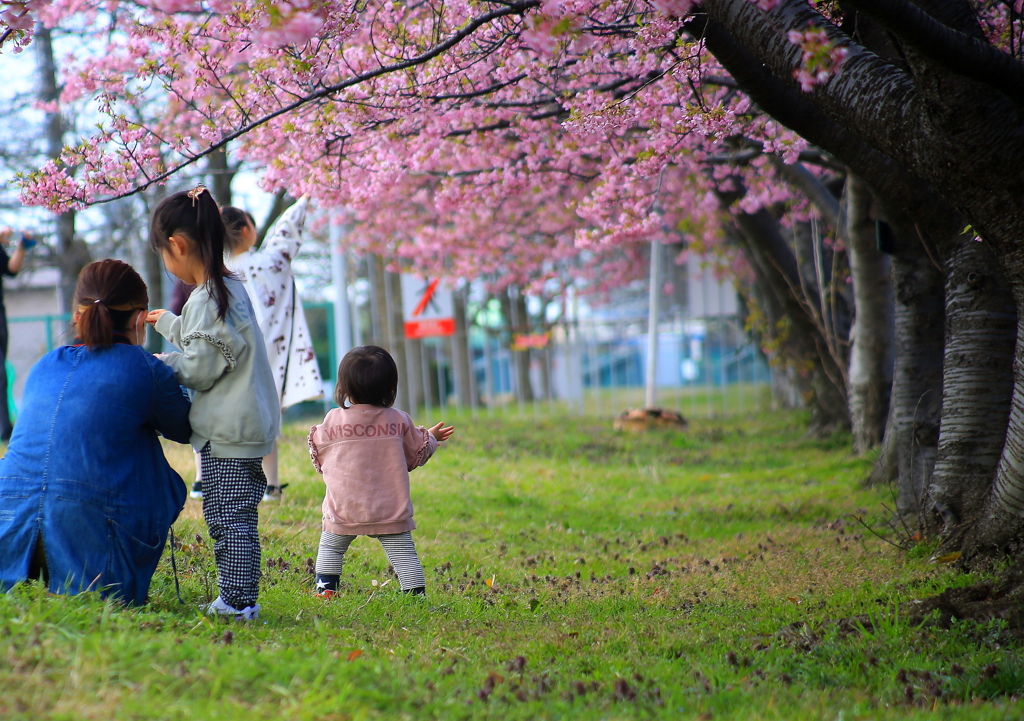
{"left": 223, "top": 196, "right": 323, "bottom": 499}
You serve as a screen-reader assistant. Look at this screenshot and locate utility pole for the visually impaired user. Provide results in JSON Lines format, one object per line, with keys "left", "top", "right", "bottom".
{"left": 645, "top": 239, "right": 661, "bottom": 409}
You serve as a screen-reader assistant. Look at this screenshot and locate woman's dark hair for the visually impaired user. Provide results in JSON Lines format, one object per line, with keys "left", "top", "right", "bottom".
{"left": 221, "top": 206, "right": 256, "bottom": 255}
{"left": 74, "top": 259, "right": 148, "bottom": 349}
{"left": 334, "top": 345, "right": 398, "bottom": 408}
{"left": 150, "top": 186, "right": 232, "bottom": 320}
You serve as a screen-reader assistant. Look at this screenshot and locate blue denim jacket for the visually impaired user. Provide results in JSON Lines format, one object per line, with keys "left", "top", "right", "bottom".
{"left": 0, "top": 339, "right": 191, "bottom": 605}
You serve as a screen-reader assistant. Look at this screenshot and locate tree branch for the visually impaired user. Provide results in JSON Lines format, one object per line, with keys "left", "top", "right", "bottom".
{"left": 693, "top": 11, "right": 924, "bottom": 219}
{"left": 79, "top": 0, "right": 540, "bottom": 206}
{"left": 771, "top": 158, "right": 842, "bottom": 232}
{"left": 692, "top": 6, "right": 976, "bottom": 276}
{"left": 842, "top": 0, "right": 1024, "bottom": 108}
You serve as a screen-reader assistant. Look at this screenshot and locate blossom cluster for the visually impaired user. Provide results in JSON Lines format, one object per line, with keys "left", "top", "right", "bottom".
{"left": 786, "top": 27, "right": 849, "bottom": 92}
{"left": 13, "top": 0, "right": 840, "bottom": 296}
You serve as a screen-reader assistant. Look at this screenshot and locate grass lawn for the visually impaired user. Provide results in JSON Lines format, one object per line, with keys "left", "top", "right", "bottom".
{"left": 2, "top": 407, "right": 1022, "bottom": 720}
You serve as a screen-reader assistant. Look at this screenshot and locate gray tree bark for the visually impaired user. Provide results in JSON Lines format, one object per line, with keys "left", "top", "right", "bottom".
{"left": 887, "top": 227, "right": 944, "bottom": 521}
{"left": 929, "top": 239, "right": 1016, "bottom": 530}
{"left": 141, "top": 185, "right": 167, "bottom": 353}
{"left": 452, "top": 286, "right": 474, "bottom": 407}
{"left": 207, "top": 146, "right": 235, "bottom": 207}
{"left": 255, "top": 190, "right": 293, "bottom": 249}
{"left": 845, "top": 175, "right": 894, "bottom": 453}
{"left": 699, "top": 0, "right": 1024, "bottom": 556}
{"left": 866, "top": 404, "right": 899, "bottom": 487}
{"left": 384, "top": 267, "right": 413, "bottom": 412}
{"left": 37, "top": 26, "right": 87, "bottom": 313}
{"left": 502, "top": 286, "right": 535, "bottom": 404}
{"left": 367, "top": 255, "right": 383, "bottom": 344}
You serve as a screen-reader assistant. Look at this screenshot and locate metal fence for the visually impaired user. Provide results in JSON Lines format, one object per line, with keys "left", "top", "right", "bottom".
{"left": 304, "top": 302, "right": 772, "bottom": 421}
{"left": 7, "top": 314, "right": 72, "bottom": 413}
{"left": 5, "top": 305, "right": 773, "bottom": 423}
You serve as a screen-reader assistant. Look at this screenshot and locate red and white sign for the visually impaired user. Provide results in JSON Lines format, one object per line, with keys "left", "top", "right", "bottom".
{"left": 401, "top": 274, "right": 455, "bottom": 339}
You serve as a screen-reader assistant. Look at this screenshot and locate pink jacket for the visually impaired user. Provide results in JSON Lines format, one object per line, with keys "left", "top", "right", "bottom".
{"left": 308, "top": 405, "right": 437, "bottom": 536}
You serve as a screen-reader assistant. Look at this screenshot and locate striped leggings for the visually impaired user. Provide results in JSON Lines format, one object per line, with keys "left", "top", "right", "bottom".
{"left": 315, "top": 530, "right": 425, "bottom": 592}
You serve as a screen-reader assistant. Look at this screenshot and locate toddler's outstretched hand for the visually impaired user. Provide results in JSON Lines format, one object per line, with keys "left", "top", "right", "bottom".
{"left": 146, "top": 309, "right": 168, "bottom": 325}
{"left": 427, "top": 422, "right": 455, "bottom": 443}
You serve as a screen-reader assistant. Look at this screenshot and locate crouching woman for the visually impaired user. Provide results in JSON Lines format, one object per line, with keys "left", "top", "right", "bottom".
{"left": 0, "top": 259, "right": 191, "bottom": 605}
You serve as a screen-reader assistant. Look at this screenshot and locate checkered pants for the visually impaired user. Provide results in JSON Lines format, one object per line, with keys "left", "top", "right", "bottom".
{"left": 200, "top": 445, "right": 267, "bottom": 609}
{"left": 315, "top": 530, "right": 426, "bottom": 591}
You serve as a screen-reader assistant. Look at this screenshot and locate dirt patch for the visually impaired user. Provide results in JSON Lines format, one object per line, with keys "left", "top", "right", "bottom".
{"left": 774, "top": 571, "right": 1024, "bottom": 650}
{"left": 905, "top": 580, "right": 1024, "bottom": 638}
{"left": 613, "top": 408, "right": 687, "bottom": 433}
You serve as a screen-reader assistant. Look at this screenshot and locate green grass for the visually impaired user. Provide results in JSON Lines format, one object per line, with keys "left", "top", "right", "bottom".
{"left": 2, "top": 408, "right": 1023, "bottom": 720}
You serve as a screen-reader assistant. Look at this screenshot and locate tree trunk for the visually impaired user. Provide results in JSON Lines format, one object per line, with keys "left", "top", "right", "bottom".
{"left": 928, "top": 239, "right": 1016, "bottom": 531}
{"left": 700, "top": 0, "right": 1024, "bottom": 562}
{"left": 142, "top": 186, "right": 168, "bottom": 353}
{"left": 886, "top": 223, "right": 944, "bottom": 523}
{"left": 384, "top": 267, "right": 412, "bottom": 413}
{"left": 502, "top": 286, "right": 535, "bottom": 404}
{"left": 255, "top": 190, "right": 293, "bottom": 249}
{"left": 721, "top": 191, "right": 850, "bottom": 434}
{"left": 452, "top": 286, "right": 473, "bottom": 407}
{"left": 967, "top": 314, "right": 1024, "bottom": 553}
{"left": 208, "top": 146, "right": 234, "bottom": 207}
{"left": 37, "top": 26, "right": 87, "bottom": 313}
{"left": 846, "top": 174, "right": 894, "bottom": 453}
{"left": 865, "top": 404, "right": 898, "bottom": 487}
{"left": 539, "top": 345, "right": 553, "bottom": 401}
{"left": 367, "top": 255, "right": 383, "bottom": 344}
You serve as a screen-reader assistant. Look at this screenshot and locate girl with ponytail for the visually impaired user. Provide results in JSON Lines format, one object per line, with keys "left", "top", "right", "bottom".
{"left": 147, "top": 184, "right": 279, "bottom": 621}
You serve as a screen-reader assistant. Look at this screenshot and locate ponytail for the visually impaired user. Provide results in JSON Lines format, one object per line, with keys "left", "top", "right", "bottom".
{"left": 150, "top": 185, "right": 233, "bottom": 320}
{"left": 74, "top": 259, "right": 148, "bottom": 349}
{"left": 221, "top": 206, "right": 256, "bottom": 255}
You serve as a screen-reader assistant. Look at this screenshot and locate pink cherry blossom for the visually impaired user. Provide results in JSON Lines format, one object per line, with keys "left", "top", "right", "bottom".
{"left": 8, "top": 0, "right": 1011, "bottom": 315}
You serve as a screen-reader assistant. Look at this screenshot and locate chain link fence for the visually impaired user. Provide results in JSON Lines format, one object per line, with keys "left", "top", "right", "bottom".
{"left": 304, "top": 302, "right": 772, "bottom": 421}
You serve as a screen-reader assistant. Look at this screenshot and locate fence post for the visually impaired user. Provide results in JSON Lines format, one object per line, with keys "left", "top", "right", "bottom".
{"left": 330, "top": 216, "right": 352, "bottom": 370}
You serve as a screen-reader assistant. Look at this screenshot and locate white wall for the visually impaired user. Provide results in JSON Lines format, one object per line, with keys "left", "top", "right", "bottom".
{"left": 4, "top": 269, "right": 63, "bottom": 405}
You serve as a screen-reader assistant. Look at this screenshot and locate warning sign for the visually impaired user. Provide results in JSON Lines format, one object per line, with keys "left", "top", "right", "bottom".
{"left": 401, "top": 274, "right": 455, "bottom": 339}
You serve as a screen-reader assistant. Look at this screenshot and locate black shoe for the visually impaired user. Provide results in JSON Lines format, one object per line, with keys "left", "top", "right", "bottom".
{"left": 263, "top": 483, "right": 289, "bottom": 502}
{"left": 189, "top": 481, "right": 203, "bottom": 500}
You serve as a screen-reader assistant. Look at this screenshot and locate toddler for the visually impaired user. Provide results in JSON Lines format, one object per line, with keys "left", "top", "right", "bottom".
{"left": 308, "top": 345, "right": 454, "bottom": 596}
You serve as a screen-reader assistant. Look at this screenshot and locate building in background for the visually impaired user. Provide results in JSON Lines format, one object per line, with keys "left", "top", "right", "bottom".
{"left": 5, "top": 266, "right": 65, "bottom": 408}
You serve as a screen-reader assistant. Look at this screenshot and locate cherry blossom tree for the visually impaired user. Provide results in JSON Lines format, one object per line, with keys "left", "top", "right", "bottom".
{"left": 2, "top": 0, "right": 881, "bottom": 432}
{"left": 13, "top": 0, "right": 1024, "bottom": 572}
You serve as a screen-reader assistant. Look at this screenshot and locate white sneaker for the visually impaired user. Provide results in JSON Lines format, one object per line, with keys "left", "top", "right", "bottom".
{"left": 206, "top": 596, "right": 260, "bottom": 621}
{"left": 262, "top": 484, "right": 288, "bottom": 502}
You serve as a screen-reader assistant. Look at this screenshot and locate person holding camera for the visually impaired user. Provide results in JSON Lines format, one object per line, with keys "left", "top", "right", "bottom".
{"left": 0, "top": 228, "right": 35, "bottom": 441}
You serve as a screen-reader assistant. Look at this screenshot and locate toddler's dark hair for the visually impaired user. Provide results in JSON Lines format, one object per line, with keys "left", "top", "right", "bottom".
{"left": 221, "top": 206, "right": 256, "bottom": 255}
{"left": 335, "top": 345, "right": 398, "bottom": 409}
{"left": 74, "top": 259, "right": 148, "bottom": 350}
{"left": 149, "top": 187, "right": 232, "bottom": 320}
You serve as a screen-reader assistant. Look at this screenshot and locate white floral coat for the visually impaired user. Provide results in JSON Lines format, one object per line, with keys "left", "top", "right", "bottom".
{"left": 226, "top": 197, "right": 323, "bottom": 409}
